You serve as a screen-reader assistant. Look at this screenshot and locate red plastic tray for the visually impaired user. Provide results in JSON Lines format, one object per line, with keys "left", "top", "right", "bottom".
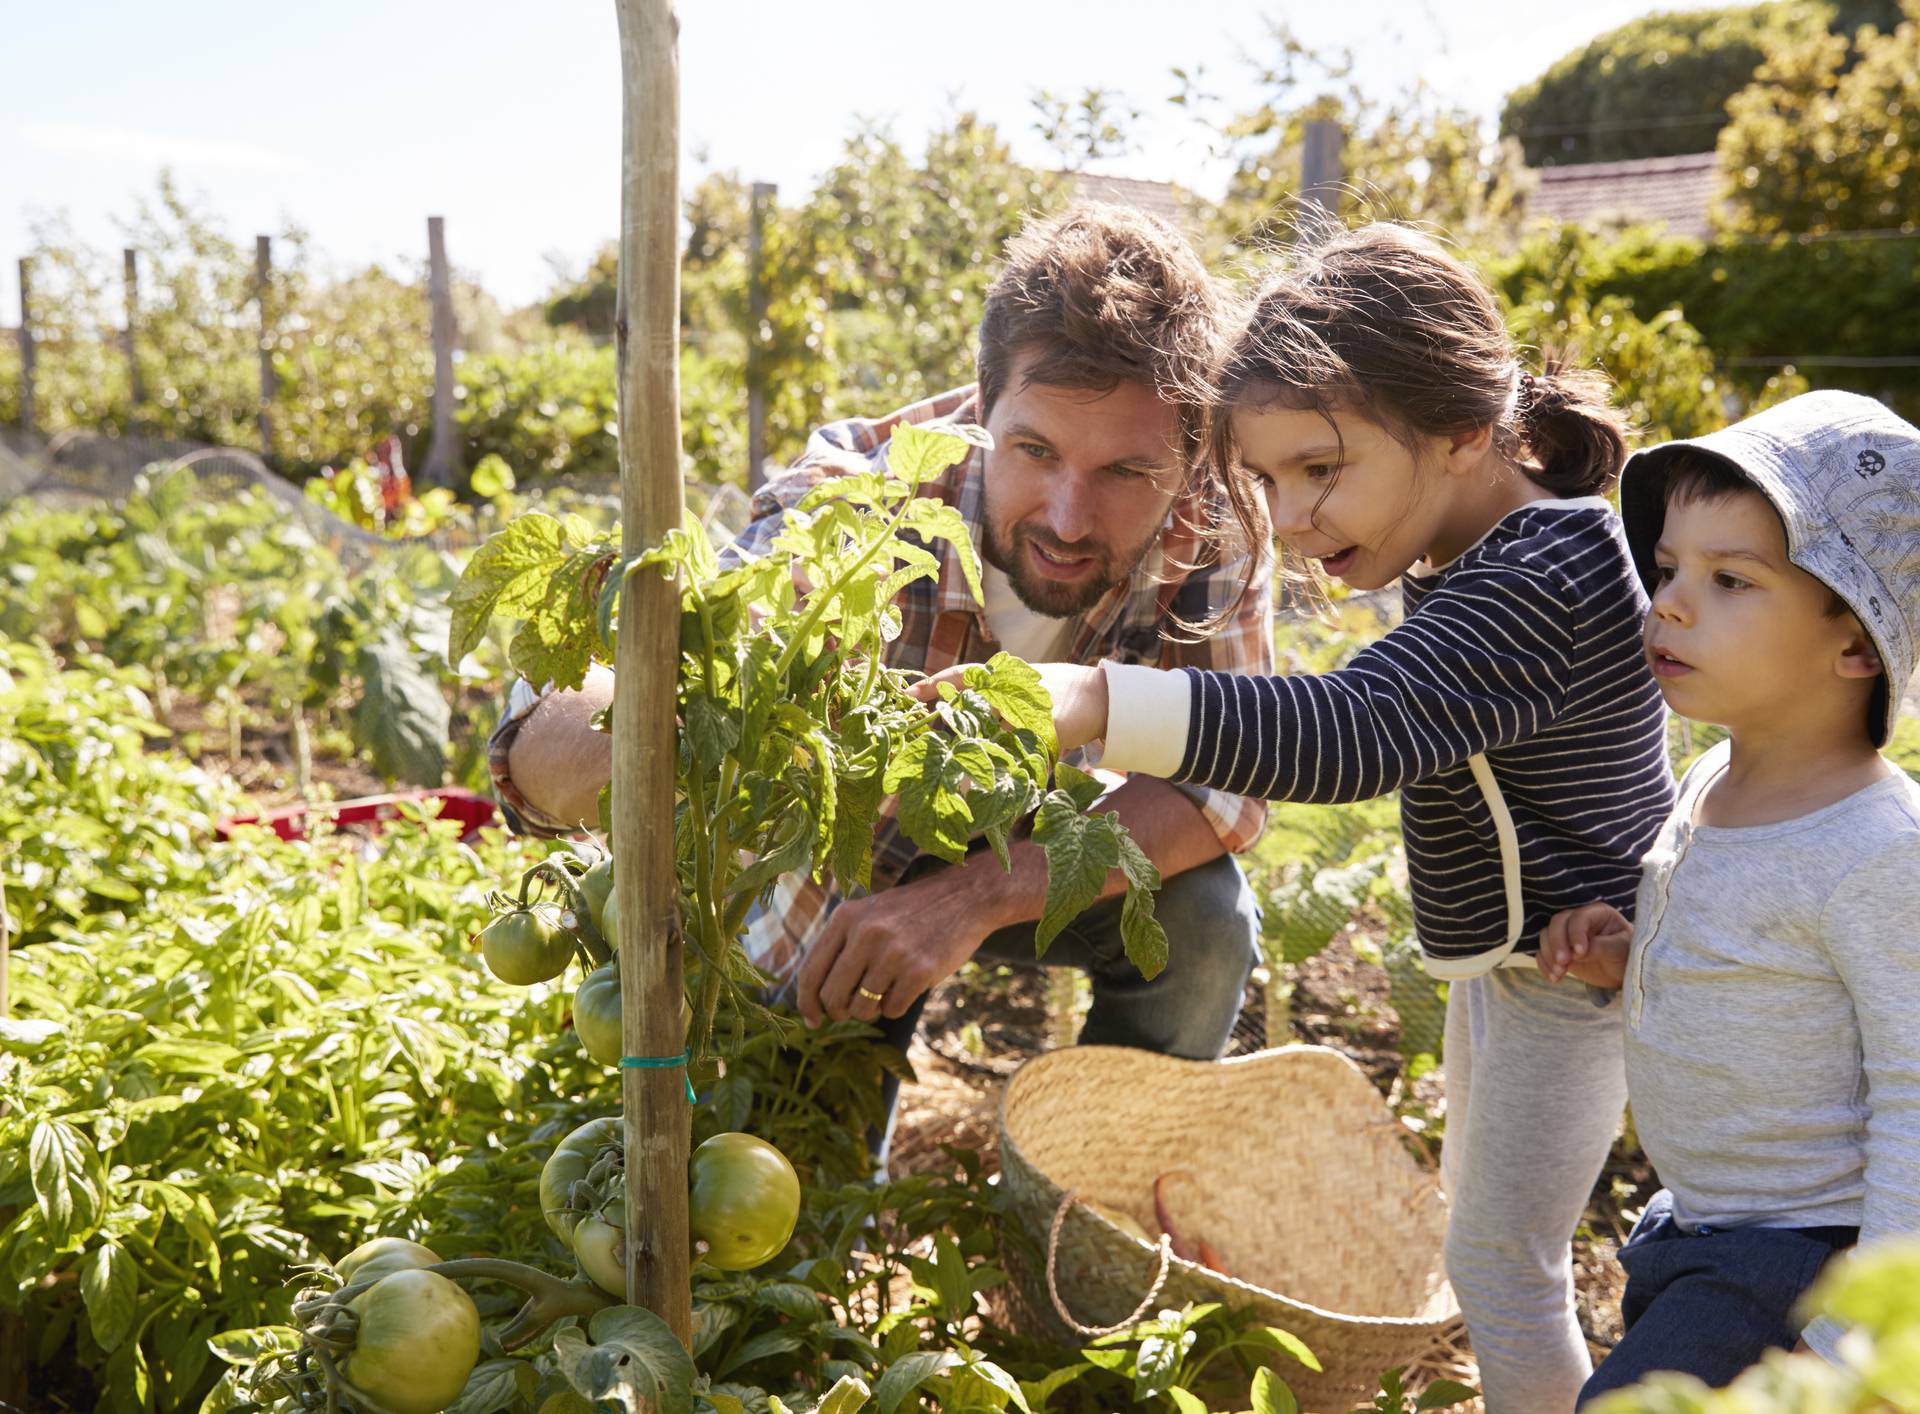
{"left": 215, "top": 788, "right": 499, "bottom": 845}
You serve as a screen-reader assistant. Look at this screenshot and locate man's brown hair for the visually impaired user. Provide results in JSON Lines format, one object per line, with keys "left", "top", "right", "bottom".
{"left": 976, "top": 203, "right": 1223, "bottom": 467}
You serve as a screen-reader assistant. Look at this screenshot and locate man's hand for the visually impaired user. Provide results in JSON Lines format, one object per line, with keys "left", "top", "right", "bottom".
{"left": 795, "top": 865, "right": 1003, "bottom": 1025}
{"left": 914, "top": 660, "right": 1111, "bottom": 753}
{"left": 1538, "top": 902, "right": 1633, "bottom": 989}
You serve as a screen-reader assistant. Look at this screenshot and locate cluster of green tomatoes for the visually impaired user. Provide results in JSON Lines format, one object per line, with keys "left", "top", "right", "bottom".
{"left": 249, "top": 854, "right": 804, "bottom": 1413}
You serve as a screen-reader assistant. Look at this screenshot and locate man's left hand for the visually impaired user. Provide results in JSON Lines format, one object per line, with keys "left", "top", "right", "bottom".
{"left": 795, "top": 866, "right": 998, "bottom": 1026}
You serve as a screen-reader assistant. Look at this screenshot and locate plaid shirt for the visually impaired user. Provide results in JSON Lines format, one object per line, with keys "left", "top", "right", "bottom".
{"left": 492, "top": 384, "right": 1272, "bottom": 984}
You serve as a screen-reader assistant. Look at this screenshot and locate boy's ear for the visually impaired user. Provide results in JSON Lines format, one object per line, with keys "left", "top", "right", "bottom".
{"left": 1836, "top": 628, "right": 1883, "bottom": 680}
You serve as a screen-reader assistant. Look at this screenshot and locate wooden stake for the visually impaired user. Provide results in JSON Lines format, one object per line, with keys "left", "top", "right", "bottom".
{"left": 17, "top": 258, "right": 35, "bottom": 437}
{"left": 124, "top": 247, "right": 144, "bottom": 413}
{"left": 422, "top": 216, "right": 460, "bottom": 488}
{"left": 746, "top": 181, "right": 775, "bottom": 492}
{"left": 612, "top": 0, "right": 690, "bottom": 1341}
{"left": 1301, "top": 120, "right": 1344, "bottom": 219}
{"left": 255, "top": 236, "right": 275, "bottom": 458}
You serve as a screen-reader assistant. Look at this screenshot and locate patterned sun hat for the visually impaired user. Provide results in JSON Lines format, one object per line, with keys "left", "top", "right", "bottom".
{"left": 1620, "top": 390, "right": 1920, "bottom": 747}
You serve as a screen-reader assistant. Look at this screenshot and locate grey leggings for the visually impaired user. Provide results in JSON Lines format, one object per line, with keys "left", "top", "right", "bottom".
{"left": 1441, "top": 966, "right": 1628, "bottom": 1414}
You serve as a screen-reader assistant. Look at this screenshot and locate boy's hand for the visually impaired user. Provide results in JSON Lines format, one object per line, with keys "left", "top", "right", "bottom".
{"left": 912, "top": 661, "right": 1111, "bottom": 752}
{"left": 1539, "top": 903, "right": 1633, "bottom": 989}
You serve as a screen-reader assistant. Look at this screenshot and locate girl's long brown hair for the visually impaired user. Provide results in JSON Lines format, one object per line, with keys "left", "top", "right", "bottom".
{"left": 1207, "top": 223, "right": 1631, "bottom": 590}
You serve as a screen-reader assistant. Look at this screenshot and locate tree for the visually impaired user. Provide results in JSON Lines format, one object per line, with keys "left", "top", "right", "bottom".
{"left": 1500, "top": 0, "right": 1904, "bottom": 167}
{"left": 1194, "top": 23, "right": 1531, "bottom": 261}
{"left": 1717, "top": 0, "right": 1920, "bottom": 233}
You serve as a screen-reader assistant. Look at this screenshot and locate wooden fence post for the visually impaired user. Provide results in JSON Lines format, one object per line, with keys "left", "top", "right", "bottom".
{"left": 1301, "top": 120, "right": 1344, "bottom": 218}
{"left": 17, "top": 258, "right": 34, "bottom": 436}
{"left": 124, "top": 247, "right": 144, "bottom": 414}
{"left": 746, "top": 181, "right": 775, "bottom": 492}
{"left": 422, "top": 215, "right": 459, "bottom": 488}
{"left": 255, "top": 236, "right": 275, "bottom": 458}
{"left": 612, "top": 0, "right": 691, "bottom": 1343}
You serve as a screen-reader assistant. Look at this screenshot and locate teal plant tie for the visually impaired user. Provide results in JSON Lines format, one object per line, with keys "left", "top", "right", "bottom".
{"left": 620, "top": 1051, "right": 696, "bottom": 1103}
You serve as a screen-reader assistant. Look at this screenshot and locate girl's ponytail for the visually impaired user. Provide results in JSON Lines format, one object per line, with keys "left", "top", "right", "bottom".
{"left": 1517, "top": 357, "right": 1630, "bottom": 498}
{"left": 1205, "top": 225, "right": 1638, "bottom": 549}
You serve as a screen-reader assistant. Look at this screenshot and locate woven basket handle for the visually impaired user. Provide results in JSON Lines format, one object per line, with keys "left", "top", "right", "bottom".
{"left": 1044, "top": 1190, "right": 1174, "bottom": 1338}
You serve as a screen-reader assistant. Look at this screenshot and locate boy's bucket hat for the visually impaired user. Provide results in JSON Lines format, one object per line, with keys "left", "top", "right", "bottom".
{"left": 1621, "top": 390, "right": 1920, "bottom": 747}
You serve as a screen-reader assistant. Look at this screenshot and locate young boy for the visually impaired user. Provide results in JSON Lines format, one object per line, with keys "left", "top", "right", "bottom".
{"left": 1537, "top": 389, "right": 1920, "bottom": 1405}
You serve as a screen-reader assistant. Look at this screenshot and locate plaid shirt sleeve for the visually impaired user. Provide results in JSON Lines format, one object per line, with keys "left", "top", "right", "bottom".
{"left": 721, "top": 385, "right": 980, "bottom": 571}
{"left": 1156, "top": 543, "right": 1273, "bottom": 855}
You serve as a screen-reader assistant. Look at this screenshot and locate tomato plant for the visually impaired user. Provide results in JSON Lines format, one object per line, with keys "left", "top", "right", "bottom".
{"left": 449, "top": 420, "right": 1167, "bottom": 1054}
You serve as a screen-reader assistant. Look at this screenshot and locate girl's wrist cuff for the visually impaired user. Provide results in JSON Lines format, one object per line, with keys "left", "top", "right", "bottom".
{"left": 1097, "top": 662, "right": 1191, "bottom": 778}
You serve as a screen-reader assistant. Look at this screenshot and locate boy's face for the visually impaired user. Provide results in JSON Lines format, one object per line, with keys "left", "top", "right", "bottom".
{"left": 1645, "top": 488, "right": 1873, "bottom": 734}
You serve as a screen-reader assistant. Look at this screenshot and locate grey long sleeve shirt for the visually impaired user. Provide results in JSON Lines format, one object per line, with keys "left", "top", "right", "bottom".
{"left": 1623, "top": 739, "right": 1920, "bottom": 1358}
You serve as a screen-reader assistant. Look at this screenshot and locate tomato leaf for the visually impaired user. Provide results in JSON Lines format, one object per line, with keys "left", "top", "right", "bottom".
{"left": 1114, "top": 827, "right": 1168, "bottom": 981}
{"left": 1031, "top": 790, "right": 1121, "bottom": 957}
{"left": 447, "top": 511, "right": 570, "bottom": 663}
{"left": 885, "top": 736, "right": 976, "bottom": 864}
{"left": 553, "top": 1305, "right": 696, "bottom": 1414}
{"left": 445, "top": 1358, "right": 539, "bottom": 1414}
{"left": 885, "top": 422, "right": 979, "bottom": 486}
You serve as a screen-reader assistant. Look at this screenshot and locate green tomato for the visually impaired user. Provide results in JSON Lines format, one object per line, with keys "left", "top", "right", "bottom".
{"left": 480, "top": 903, "right": 574, "bottom": 986}
{"left": 540, "top": 1116, "right": 623, "bottom": 1247}
{"left": 573, "top": 966, "right": 624, "bottom": 1067}
{"left": 571, "top": 1216, "right": 627, "bottom": 1297}
{"left": 573, "top": 966, "right": 692, "bottom": 1068}
{"left": 599, "top": 884, "right": 619, "bottom": 945}
{"left": 689, "top": 1132, "right": 800, "bottom": 1272}
{"left": 577, "top": 860, "right": 614, "bottom": 936}
{"left": 336, "top": 1237, "right": 441, "bottom": 1287}
{"left": 340, "top": 1268, "right": 480, "bottom": 1414}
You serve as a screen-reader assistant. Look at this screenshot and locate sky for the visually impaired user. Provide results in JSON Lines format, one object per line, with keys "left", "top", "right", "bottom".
{"left": 1, "top": 0, "right": 1674, "bottom": 318}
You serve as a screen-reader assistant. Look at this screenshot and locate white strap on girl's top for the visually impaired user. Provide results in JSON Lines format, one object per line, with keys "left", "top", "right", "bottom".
{"left": 1418, "top": 752, "right": 1531, "bottom": 980}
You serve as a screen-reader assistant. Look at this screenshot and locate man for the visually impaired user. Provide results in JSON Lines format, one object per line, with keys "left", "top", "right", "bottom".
{"left": 491, "top": 204, "right": 1272, "bottom": 1136}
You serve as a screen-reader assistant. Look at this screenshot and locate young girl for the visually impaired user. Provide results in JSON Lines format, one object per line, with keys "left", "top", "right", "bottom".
{"left": 945, "top": 224, "right": 1677, "bottom": 1413}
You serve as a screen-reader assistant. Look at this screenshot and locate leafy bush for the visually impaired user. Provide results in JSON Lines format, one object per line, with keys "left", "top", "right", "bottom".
{"left": 1717, "top": 0, "right": 1920, "bottom": 234}
{"left": 454, "top": 342, "right": 619, "bottom": 482}
{"left": 0, "top": 754, "right": 578, "bottom": 1412}
{"left": 1490, "top": 222, "right": 1918, "bottom": 422}
{"left": 0, "top": 640, "right": 235, "bottom": 948}
{"left": 1498, "top": 0, "right": 1903, "bottom": 166}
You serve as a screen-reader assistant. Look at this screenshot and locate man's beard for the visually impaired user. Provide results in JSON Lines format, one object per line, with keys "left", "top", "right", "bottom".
{"left": 981, "top": 515, "right": 1154, "bottom": 618}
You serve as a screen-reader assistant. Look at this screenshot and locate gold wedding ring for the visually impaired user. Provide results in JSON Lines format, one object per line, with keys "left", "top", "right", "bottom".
{"left": 856, "top": 986, "right": 884, "bottom": 1002}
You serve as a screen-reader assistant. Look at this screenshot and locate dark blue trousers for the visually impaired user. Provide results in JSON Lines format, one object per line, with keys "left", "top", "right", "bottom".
{"left": 1577, "top": 1189, "right": 1857, "bottom": 1407}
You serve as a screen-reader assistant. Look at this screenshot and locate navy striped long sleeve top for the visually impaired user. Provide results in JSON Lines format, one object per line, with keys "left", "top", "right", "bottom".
{"left": 1158, "top": 499, "right": 1675, "bottom": 971}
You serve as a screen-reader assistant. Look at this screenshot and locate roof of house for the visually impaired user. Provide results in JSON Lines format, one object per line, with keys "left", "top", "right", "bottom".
{"left": 1061, "top": 172, "right": 1192, "bottom": 231}
{"left": 1528, "top": 151, "right": 1721, "bottom": 239}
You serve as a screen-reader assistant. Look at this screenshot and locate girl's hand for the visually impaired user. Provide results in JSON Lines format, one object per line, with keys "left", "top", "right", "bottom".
{"left": 913, "top": 661, "right": 1112, "bottom": 752}
{"left": 1538, "top": 902, "right": 1632, "bottom": 989}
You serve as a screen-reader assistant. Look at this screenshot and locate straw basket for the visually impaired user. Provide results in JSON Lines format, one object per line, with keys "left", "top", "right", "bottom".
{"left": 993, "top": 1045, "right": 1458, "bottom": 1410}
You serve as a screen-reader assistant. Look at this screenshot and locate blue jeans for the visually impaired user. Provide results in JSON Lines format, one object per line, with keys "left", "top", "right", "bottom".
{"left": 1576, "top": 1189, "right": 1857, "bottom": 1407}
{"left": 872, "top": 851, "right": 1261, "bottom": 1162}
